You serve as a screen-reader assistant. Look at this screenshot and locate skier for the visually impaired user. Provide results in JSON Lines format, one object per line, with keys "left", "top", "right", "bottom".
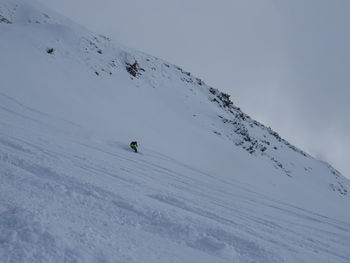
{"left": 130, "top": 141, "right": 138, "bottom": 153}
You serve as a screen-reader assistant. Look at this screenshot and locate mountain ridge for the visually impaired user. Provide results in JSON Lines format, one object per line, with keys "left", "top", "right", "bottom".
{"left": 1, "top": 0, "right": 349, "bottom": 262}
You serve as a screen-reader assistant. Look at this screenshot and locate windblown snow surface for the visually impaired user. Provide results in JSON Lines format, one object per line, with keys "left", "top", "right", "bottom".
{"left": 0, "top": 0, "right": 349, "bottom": 262}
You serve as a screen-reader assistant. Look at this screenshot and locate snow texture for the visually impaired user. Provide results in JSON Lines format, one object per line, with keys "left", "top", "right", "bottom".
{"left": 0, "top": 0, "right": 349, "bottom": 262}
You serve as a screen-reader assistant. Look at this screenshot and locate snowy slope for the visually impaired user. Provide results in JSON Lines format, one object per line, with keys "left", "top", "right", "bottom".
{"left": 0, "top": 0, "right": 349, "bottom": 262}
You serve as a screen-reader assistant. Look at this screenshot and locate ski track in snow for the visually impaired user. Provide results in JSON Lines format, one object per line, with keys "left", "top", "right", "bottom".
{"left": 0, "top": 95, "right": 350, "bottom": 263}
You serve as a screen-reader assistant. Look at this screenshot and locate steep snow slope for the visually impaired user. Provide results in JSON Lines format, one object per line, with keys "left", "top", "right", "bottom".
{"left": 0, "top": 0, "right": 349, "bottom": 262}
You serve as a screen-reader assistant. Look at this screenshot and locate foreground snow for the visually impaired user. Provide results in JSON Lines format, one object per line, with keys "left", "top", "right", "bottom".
{"left": 0, "top": 0, "right": 349, "bottom": 262}
{"left": 1, "top": 96, "right": 349, "bottom": 262}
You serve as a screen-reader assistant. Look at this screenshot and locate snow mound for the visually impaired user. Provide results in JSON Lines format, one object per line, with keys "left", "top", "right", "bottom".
{"left": 0, "top": 0, "right": 71, "bottom": 25}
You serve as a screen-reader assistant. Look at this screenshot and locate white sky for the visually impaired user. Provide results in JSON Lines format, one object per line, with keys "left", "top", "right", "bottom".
{"left": 38, "top": 0, "right": 350, "bottom": 178}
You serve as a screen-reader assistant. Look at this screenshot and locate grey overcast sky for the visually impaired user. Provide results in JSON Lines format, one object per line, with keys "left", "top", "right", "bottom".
{"left": 38, "top": 0, "right": 350, "bottom": 178}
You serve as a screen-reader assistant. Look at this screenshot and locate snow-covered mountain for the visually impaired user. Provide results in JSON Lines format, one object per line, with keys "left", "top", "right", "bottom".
{"left": 1, "top": 0, "right": 349, "bottom": 262}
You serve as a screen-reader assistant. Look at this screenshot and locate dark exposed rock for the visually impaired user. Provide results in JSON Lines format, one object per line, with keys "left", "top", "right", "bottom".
{"left": 126, "top": 60, "right": 144, "bottom": 78}
{"left": 0, "top": 15, "right": 11, "bottom": 24}
{"left": 46, "top": 48, "right": 54, "bottom": 54}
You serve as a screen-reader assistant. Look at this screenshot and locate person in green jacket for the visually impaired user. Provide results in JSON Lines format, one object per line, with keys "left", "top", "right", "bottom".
{"left": 130, "top": 141, "right": 138, "bottom": 153}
